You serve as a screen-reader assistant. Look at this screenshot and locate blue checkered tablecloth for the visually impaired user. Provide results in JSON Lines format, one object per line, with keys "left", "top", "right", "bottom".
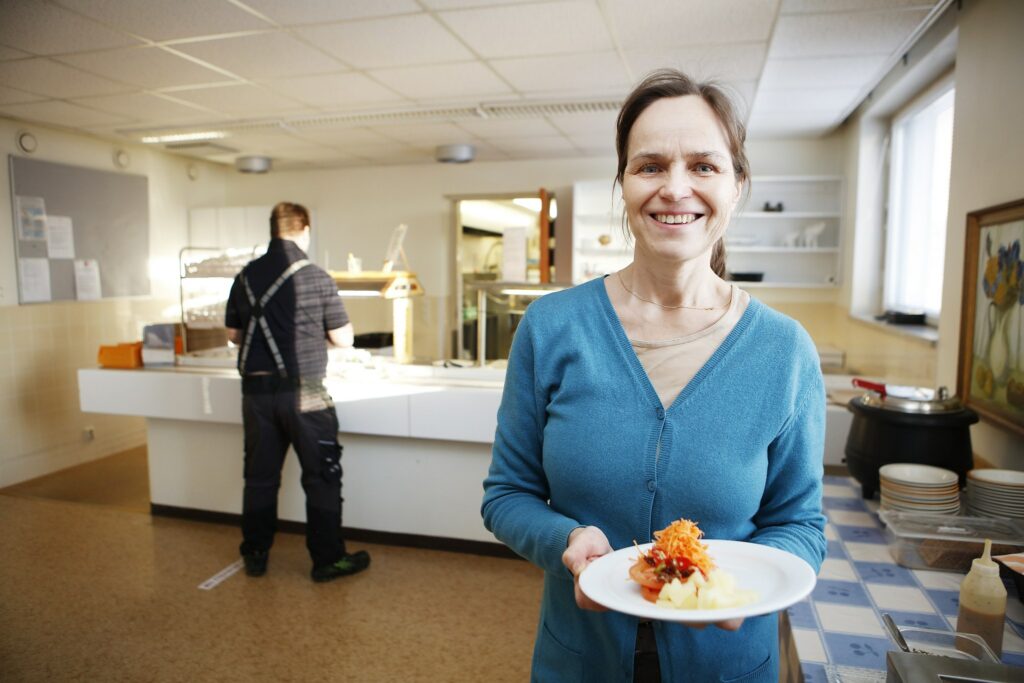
{"left": 793, "top": 476, "right": 1024, "bottom": 682}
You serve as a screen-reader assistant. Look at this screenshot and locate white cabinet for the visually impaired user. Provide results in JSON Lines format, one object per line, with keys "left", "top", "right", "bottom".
{"left": 188, "top": 205, "right": 271, "bottom": 250}
{"left": 726, "top": 176, "right": 843, "bottom": 288}
{"left": 571, "top": 180, "right": 631, "bottom": 284}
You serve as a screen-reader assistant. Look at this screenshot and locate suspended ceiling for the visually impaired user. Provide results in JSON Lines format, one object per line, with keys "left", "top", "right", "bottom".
{"left": 0, "top": 0, "right": 948, "bottom": 170}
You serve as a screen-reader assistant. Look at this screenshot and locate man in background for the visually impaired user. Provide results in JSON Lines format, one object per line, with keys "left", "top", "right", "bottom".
{"left": 225, "top": 201, "right": 370, "bottom": 582}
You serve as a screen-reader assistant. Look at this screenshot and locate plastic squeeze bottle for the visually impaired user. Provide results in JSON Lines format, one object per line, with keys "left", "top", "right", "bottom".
{"left": 956, "top": 538, "right": 1007, "bottom": 657}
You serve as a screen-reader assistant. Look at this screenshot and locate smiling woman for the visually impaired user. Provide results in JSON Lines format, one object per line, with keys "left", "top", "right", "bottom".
{"left": 482, "top": 69, "right": 826, "bottom": 683}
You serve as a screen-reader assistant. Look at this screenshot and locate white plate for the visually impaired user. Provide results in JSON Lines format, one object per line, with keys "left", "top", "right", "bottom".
{"left": 578, "top": 540, "right": 816, "bottom": 623}
{"left": 968, "top": 469, "right": 1024, "bottom": 487}
{"left": 879, "top": 464, "right": 958, "bottom": 487}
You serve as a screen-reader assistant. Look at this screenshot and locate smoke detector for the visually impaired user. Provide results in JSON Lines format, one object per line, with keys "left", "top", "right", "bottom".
{"left": 235, "top": 155, "right": 272, "bottom": 173}
{"left": 435, "top": 144, "right": 475, "bottom": 164}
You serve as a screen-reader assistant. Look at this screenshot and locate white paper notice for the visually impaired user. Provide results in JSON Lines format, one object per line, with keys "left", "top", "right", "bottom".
{"left": 502, "top": 226, "right": 527, "bottom": 282}
{"left": 15, "top": 196, "right": 47, "bottom": 241}
{"left": 74, "top": 259, "right": 102, "bottom": 300}
{"left": 46, "top": 215, "right": 75, "bottom": 259}
{"left": 18, "top": 258, "right": 52, "bottom": 302}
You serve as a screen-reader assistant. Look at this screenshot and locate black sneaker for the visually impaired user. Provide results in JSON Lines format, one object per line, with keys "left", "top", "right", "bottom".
{"left": 310, "top": 550, "right": 371, "bottom": 583}
{"left": 242, "top": 550, "right": 268, "bottom": 577}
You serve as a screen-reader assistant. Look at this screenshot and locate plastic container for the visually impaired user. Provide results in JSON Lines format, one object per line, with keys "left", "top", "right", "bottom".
{"left": 878, "top": 510, "right": 1024, "bottom": 572}
{"left": 957, "top": 539, "right": 1007, "bottom": 657}
{"left": 897, "top": 625, "right": 999, "bottom": 661}
{"left": 97, "top": 342, "right": 143, "bottom": 369}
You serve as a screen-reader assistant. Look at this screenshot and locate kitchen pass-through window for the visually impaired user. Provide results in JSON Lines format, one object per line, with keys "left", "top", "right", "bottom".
{"left": 883, "top": 75, "right": 955, "bottom": 323}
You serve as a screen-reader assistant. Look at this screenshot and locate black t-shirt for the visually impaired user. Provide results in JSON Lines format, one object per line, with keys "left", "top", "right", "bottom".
{"left": 225, "top": 238, "right": 347, "bottom": 379}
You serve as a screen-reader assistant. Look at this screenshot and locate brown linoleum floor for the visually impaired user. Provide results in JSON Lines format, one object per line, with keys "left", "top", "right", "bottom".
{"left": 0, "top": 451, "right": 542, "bottom": 682}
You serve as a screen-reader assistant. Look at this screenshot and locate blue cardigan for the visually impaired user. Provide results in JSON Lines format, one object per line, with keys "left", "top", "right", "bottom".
{"left": 482, "top": 277, "right": 826, "bottom": 682}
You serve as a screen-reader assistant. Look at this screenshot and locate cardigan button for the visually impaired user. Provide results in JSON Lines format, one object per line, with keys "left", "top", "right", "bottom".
{"left": 656, "top": 407, "right": 665, "bottom": 420}
{"left": 646, "top": 480, "right": 656, "bottom": 492}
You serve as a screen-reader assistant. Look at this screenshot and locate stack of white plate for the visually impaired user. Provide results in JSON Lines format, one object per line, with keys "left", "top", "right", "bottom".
{"left": 966, "top": 469, "right": 1024, "bottom": 519}
{"left": 878, "top": 463, "right": 961, "bottom": 514}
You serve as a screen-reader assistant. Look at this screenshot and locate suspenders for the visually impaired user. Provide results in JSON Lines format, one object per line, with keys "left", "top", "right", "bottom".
{"left": 237, "top": 259, "right": 311, "bottom": 378}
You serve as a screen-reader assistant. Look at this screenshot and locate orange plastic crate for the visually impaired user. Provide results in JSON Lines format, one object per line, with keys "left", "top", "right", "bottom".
{"left": 97, "top": 342, "right": 143, "bottom": 369}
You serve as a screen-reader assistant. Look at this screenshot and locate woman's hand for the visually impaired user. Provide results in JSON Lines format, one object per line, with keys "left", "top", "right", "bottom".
{"left": 562, "top": 526, "right": 613, "bottom": 611}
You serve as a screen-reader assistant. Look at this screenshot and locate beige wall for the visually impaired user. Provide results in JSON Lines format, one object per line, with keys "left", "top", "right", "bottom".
{"left": 0, "top": 119, "right": 230, "bottom": 486}
{"left": 938, "top": 0, "right": 1024, "bottom": 468}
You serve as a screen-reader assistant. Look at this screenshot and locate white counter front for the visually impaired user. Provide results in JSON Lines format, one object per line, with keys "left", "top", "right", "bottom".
{"left": 79, "top": 367, "right": 504, "bottom": 544}
{"left": 79, "top": 366, "right": 855, "bottom": 546}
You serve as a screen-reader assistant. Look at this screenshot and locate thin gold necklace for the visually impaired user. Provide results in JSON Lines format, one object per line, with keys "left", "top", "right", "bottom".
{"left": 615, "top": 271, "right": 724, "bottom": 311}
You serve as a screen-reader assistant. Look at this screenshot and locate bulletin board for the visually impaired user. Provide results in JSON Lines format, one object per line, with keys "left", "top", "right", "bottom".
{"left": 9, "top": 155, "right": 150, "bottom": 303}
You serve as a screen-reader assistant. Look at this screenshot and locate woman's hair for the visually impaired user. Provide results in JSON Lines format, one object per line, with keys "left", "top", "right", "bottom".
{"left": 614, "top": 69, "right": 750, "bottom": 277}
{"left": 270, "top": 202, "right": 310, "bottom": 238}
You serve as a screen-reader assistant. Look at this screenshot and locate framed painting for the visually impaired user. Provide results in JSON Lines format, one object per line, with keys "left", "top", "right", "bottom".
{"left": 958, "top": 198, "right": 1024, "bottom": 437}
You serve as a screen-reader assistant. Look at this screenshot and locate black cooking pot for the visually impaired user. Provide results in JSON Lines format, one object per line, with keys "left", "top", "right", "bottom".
{"left": 844, "top": 380, "right": 979, "bottom": 499}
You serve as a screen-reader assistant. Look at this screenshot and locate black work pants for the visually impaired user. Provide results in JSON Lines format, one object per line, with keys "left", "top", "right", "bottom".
{"left": 240, "top": 377, "right": 346, "bottom": 568}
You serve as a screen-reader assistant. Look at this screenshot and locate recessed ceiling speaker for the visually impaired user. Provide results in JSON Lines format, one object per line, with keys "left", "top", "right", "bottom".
{"left": 435, "top": 143, "right": 475, "bottom": 163}
{"left": 235, "top": 155, "right": 272, "bottom": 173}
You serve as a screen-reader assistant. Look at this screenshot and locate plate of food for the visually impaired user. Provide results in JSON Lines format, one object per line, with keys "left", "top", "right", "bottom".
{"left": 579, "top": 519, "right": 817, "bottom": 622}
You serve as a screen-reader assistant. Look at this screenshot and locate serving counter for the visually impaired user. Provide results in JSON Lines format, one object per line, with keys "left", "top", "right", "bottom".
{"left": 78, "top": 365, "right": 504, "bottom": 546}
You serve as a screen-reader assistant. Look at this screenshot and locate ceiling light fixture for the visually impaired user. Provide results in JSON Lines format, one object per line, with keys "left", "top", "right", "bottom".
{"left": 235, "top": 155, "right": 272, "bottom": 173}
{"left": 435, "top": 144, "right": 475, "bottom": 163}
{"left": 141, "top": 131, "right": 226, "bottom": 144}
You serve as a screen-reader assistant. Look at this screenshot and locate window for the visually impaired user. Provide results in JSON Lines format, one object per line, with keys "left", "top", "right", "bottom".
{"left": 883, "top": 78, "right": 955, "bottom": 321}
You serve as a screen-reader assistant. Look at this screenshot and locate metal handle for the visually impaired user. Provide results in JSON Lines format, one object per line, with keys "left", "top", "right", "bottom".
{"left": 882, "top": 613, "right": 911, "bottom": 653}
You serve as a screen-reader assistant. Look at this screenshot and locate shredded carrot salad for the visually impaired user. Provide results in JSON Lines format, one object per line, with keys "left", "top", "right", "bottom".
{"left": 648, "top": 518, "right": 714, "bottom": 577}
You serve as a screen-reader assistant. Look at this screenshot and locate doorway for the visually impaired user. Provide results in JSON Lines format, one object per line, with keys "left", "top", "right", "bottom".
{"left": 448, "top": 192, "right": 558, "bottom": 362}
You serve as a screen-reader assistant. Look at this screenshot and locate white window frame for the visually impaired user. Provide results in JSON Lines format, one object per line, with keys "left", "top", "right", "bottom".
{"left": 882, "top": 72, "right": 955, "bottom": 324}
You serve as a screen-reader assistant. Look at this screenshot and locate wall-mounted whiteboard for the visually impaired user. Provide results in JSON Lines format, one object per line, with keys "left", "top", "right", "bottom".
{"left": 9, "top": 155, "right": 150, "bottom": 303}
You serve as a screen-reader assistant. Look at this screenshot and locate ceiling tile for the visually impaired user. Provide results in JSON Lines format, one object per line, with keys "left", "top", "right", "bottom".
{"left": 781, "top": 0, "right": 936, "bottom": 13}
{"left": 262, "top": 72, "right": 406, "bottom": 109}
{"left": 769, "top": 8, "right": 932, "bottom": 58}
{"left": 372, "top": 122, "right": 477, "bottom": 145}
{"left": 564, "top": 132, "right": 616, "bottom": 157}
{"left": 606, "top": 0, "right": 777, "bottom": 48}
{"left": 72, "top": 92, "right": 218, "bottom": 124}
{"left": 288, "top": 126, "right": 396, "bottom": 146}
{"left": 0, "top": 84, "right": 46, "bottom": 105}
{"left": 242, "top": 0, "right": 421, "bottom": 25}
{"left": 420, "top": 0, "right": 527, "bottom": 8}
{"left": 0, "top": 45, "right": 33, "bottom": 61}
{"left": 169, "top": 83, "right": 312, "bottom": 116}
{"left": 747, "top": 109, "right": 841, "bottom": 137}
{"left": 342, "top": 141, "right": 428, "bottom": 163}
{"left": 760, "top": 55, "right": 888, "bottom": 88}
{"left": 0, "top": 58, "right": 131, "bottom": 98}
{"left": 0, "top": 99, "right": 131, "bottom": 127}
{"left": 439, "top": 0, "right": 613, "bottom": 58}
{"left": 54, "top": 0, "right": 272, "bottom": 42}
{"left": 491, "top": 52, "right": 630, "bottom": 95}
{"left": 57, "top": 46, "right": 230, "bottom": 89}
{"left": 0, "top": 0, "right": 139, "bottom": 55}
{"left": 173, "top": 32, "right": 343, "bottom": 80}
{"left": 623, "top": 43, "right": 768, "bottom": 83}
{"left": 455, "top": 117, "right": 562, "bottom": 139}
{"left": 370, "top": 62, "right": 512, "bottom": 102}
{"left": 545, "top": 110, "right": 619, "bottom": 142}
{"left": 297, "top": 14, "right": 473, "bottom": 69}
{"left": 491, "top": 135, "right": 576, "bottom": 155}
{"left": 754, "top": 86, "right": 862, "bottom": 112}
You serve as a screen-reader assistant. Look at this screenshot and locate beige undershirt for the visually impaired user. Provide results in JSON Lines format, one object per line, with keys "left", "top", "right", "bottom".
{"left": 629, "top": 285, "right": 750, "bottom": 409}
